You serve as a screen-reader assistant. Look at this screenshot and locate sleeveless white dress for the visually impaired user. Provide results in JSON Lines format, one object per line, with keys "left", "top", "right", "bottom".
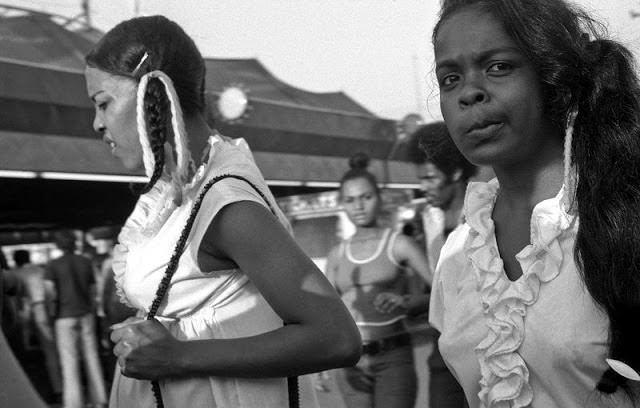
{"left": 109, "top": 134, "right": 318, "bottom": 408}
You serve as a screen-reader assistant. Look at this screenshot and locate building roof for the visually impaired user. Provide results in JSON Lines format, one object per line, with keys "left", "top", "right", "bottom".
{"left": 0, "top": 5, "right": 419, "bottom": 232}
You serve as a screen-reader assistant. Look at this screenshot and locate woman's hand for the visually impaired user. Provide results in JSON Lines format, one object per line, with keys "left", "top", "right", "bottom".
{"left": 373, "top": 292, "right": 407, "bottom": 314}
{"left": 110, "top": 317, "right": 180, "bottom": 380}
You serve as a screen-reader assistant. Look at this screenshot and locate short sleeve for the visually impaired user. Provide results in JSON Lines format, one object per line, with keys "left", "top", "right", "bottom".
{"left": 187, "top": 176, "right": 287, "bottom": 270}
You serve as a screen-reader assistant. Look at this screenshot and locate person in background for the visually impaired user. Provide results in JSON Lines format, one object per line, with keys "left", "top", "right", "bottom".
{"left": 98, "top": 242, "right": 136, "bottom": 386}
{"left": 84, "top": 15, "right": 360, "bottom": 408}
{"left": 44, "top": 230, "right": 107, "bottom": 408}
{"left": 0, "top": 297, "right": 49, "bottom": 408}
{"left": 1, "top": 248, "right": 23, "bottom": 350}
{"left": 13, "top": 249, "right": 62, "bottom": 402}
{"left": 321, "top": 152, "right": 431, "bottom": 408}
{"left": 429, "top": 0, "right": 640, "bottom": 406}
{"left": 407, "top": 122, "right": 477, "bottom": 408}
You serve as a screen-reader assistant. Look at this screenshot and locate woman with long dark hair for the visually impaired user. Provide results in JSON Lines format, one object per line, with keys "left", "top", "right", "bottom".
{"left": 429, "top": 0, "right": 640, "bottom": 406}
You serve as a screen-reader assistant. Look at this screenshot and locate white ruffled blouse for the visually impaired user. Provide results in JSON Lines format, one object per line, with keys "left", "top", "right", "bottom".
{"left": 429, "top": 178, "right": 636, "bottom": 408}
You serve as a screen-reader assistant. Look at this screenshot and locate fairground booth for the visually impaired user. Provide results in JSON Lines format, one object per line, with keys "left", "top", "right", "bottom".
{"left": 0, "top": 5, "right": 424, "bottom": 266}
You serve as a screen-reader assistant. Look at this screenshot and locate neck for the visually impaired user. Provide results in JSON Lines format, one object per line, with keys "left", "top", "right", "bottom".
{"left": 183, "top": 113, "right": 214, "bottom": 167}
{"left": 493, "top": 148, "right": 564, "bottom": 210}
{"left": 444, "top": 182, "right": 465, "bottom": 214}
{"left": 352, "top": 224, "right": 383, "bottom": 239}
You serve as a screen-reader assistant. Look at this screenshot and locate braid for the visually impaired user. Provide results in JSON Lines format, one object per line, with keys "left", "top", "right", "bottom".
{"left": 137, "top": 77, "right": 169, "bottom": 195}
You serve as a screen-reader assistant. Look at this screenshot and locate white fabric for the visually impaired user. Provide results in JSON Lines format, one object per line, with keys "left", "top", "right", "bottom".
{"left": 422, "top": 205, "right": 447, "bottom": 273}
{"left": 429, "top": 178, "right": 639, "bottom": 408}
{"left": 110, "top": 134, "right": 316, "bottom": 408}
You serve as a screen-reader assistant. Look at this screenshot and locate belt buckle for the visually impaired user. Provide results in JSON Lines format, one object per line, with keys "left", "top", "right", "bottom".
{"left": 362, "top": 340, "right": 381, "bottom": 356}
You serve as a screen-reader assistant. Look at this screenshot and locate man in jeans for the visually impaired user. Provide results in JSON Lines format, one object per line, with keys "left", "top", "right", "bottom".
{"left": 44, "top": 230, "right": 107, "bottom": 408}
{"left": 14, "top": 249, "right": 63, "bottom": 402}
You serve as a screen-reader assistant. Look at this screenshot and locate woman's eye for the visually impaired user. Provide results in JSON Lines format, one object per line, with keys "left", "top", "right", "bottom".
{"left": 439, "top": 74, "right": 459, "bottom": 88}
{"left": 487, "top": 62, "right": 513, "bottom": 74}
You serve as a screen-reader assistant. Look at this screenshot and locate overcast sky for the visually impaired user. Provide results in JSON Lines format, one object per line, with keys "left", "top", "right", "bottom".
{"left": 4, "top": 0, "right": 640, "bottom": 121}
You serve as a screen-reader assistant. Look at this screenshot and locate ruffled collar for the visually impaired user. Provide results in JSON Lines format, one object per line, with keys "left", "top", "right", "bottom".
{"left": 111, "top": 134, "right": 244, "bottom": 308}
{"left": 463, "top": 178, "right": 576, "bottom": 408}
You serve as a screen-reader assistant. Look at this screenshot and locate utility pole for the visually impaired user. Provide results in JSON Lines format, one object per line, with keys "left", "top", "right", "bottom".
{"left": 81, "top": 0, "right": 91, "bottom": 28}
{"left": 134, "top": 0, "right": 141, "bottom": 17}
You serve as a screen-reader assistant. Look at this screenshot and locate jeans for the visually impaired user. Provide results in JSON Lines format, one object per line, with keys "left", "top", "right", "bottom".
{"left": 55, "top": 313, "right": 107, "bottom": 408}
{"left": 334, "top": 343, "right": 416, "bottom": 408}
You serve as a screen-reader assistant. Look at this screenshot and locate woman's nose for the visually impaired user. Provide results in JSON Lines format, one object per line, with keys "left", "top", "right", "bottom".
{"left": 93, "top": 116, "right": 106, "bottom": 134}
{"left": 458, "top": 75, "right": 488, "bottom": 107}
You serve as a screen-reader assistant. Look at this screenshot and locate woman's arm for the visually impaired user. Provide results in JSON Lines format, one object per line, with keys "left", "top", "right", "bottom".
{"left": 112, "top": 201, "right": 361, "bottom": 380}
{"left": 393, "top": 233, "right": 433, "bottom": 286}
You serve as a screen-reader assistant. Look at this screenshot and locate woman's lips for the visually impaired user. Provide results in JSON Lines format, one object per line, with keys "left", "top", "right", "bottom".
{"left": 466, "top": 121, "right": 504, "bottom": 138}
{"left": 103, "top": 136, "right": 117, "bottom": 153}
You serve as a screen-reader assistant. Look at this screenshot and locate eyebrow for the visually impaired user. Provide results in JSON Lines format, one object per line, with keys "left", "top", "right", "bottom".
{"left": 436, "top": 46, "right": 521, "bottom": 72}
{"left": 89, "top": 90, "right": 104, "bottom": 102}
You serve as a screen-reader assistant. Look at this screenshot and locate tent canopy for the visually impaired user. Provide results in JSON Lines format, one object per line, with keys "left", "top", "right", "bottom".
{"left": 0, "top": 6, "right": 419, "bottom": 232}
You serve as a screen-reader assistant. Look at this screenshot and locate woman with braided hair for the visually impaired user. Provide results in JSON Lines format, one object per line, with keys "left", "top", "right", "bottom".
{"left": 84, "top": 15, "right": 360, "bottom": 408}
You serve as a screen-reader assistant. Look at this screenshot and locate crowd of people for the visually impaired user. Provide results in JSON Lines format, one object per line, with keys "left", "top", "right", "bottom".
{"left": 2, "top": 0, "right": 640, "bottom": 407}
{"left": 1, "top": 235, "right": 134, "bottom": 408}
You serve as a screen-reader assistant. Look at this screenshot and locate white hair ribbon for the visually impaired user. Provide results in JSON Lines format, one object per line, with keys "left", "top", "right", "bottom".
{"left": 135, "top": 70, "right": 194, "bottom": 191}
{"left": 606, "top": 358, "right": 640, "bottom": 382}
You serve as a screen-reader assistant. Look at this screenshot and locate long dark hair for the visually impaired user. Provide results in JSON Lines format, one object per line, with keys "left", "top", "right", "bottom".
{"left": 86, "top": 15, "right": 206, "bottom": 194}
{"left": 435, "top": 0, "right": 640, "bottom": 395}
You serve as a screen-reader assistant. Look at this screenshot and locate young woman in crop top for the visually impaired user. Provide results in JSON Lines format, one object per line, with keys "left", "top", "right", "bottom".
{"left": 321, "top": 153, "right": 431, "bottom": 408}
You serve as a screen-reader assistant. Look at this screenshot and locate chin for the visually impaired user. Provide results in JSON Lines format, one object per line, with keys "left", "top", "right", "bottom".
{"left": 120, "top": 156, "right": 145, "bottom": 172}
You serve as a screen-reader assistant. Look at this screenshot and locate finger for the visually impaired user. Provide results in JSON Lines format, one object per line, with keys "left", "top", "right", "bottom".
{"left": 118, "top": 354, "right": 126, "bottom": 369}
{"left": 113, "top": 340, "right": 131, "bottom": 357}
{"left": 110, "top": 317, "right": 145, "bottom": 331}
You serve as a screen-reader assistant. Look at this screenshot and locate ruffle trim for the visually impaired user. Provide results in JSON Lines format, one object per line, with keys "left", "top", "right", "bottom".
{"left": 463, "top": 179, "right": 575, "bottom": 408}
{"left": 112, "top": 133, "right": 248, "bottom": 308}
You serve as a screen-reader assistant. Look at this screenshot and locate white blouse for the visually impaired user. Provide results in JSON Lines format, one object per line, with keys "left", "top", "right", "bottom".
{"left": 429, "top": 178, "right": 638, "bottom": 408}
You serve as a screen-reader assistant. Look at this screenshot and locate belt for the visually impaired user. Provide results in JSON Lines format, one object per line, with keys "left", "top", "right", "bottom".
{"left": 361, "top": 333, "right": 412, "bottom": 356}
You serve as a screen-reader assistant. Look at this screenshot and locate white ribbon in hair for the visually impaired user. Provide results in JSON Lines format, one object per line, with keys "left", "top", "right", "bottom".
{"left": 606, "top": 358, "right": 640, "bottom": 382}
{"left": 135, "top": 70, "right": 194, "bottom": 187}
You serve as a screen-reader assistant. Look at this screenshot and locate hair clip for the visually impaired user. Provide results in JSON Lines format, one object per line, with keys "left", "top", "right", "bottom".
{"left": 606, "top": 358, "right": 640, "bottom": 382}
{"left": 132, "top": 52, "right": 149, "bottom": 75}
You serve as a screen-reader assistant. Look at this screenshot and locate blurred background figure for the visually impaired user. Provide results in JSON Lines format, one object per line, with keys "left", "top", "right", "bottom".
{"left": 320, "top": 153, "right": 431, "bottom": 408}
{"left": 97, "top": 240, "right": 135, "bottom": 386}
{"left": 407, "top": 122, "right": 477, "bottom": 408}
{"left": 1, "top": 267, "right": 49, "bottom": 408}
{"left": 44, "top": 230, "right": 107, "bottom": 408}
{"left": 13, "top": 249, "right": 63, "bottom": 403}
{"left": 1, "top": 247, "right": 23, "bottom": 351}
